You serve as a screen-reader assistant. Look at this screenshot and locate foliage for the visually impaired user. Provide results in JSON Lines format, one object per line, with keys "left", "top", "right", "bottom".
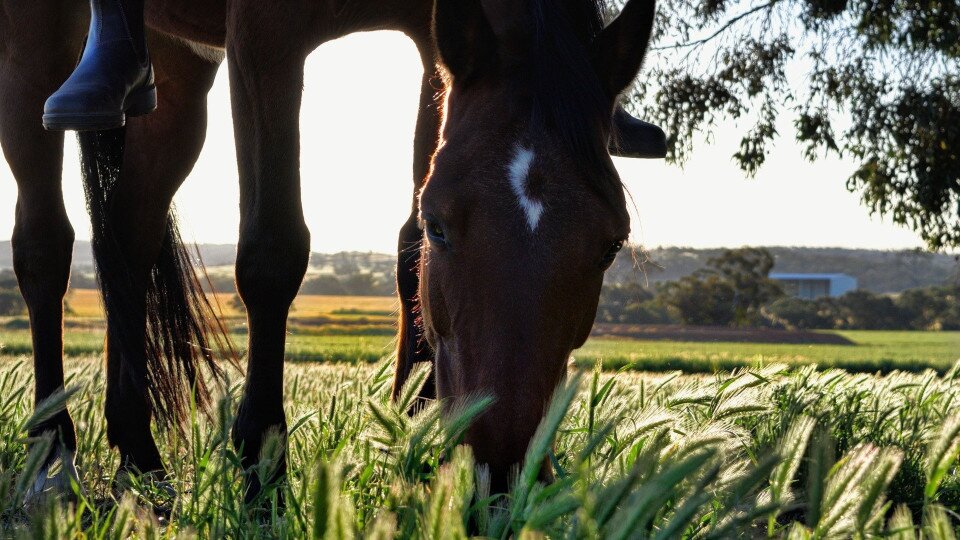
{"left": 0, "top": 272, "right": 25, "bottom": 316}
{"left": 763, "top": 296, "right": 831, "bottom": 329}
{"left": 1, "top": 358, "right": 960, "bottom": 537}
{"left": 595, "top": 282, "right": 673, "bottom": 324}
{"left": 228, "top": 294, "right": 246, "bottom": 314}
{"left": 829, "top": 290, "right": 906, "bottom": 330}
{"left": 0, "top": 270, "right": 17, "bottom": 289}
{"left": 897, "top": 286, "right": 960, "bottom": 331}
{"left": 301, "top": 273, "right": 394, "bottom": 297}
{"left": 301, "top": 275, "right": 349, "bottom": 296}
{"left": 766, "top": 285, "right": 960, "bottom": 330}
{"left": 200, "top": 272, "right": 238, "bottom": 294}
{"left": 661, "top": 247, "right": 784, "bottom": 326}
{"left": 0, "top": 289, "right": 26, "bottom": 317}
{"left": 661, "top": 270, "right": 738, "bottom": 325}
{"left": 614, "top": 0, "right": 960, "bottom": 249}
{"left": 67, "top": 272, "right": 97, "bottom": 290}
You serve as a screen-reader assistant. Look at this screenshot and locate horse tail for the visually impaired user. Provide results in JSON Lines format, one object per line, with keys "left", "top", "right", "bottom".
{"left": 78, "top": 128, "right": 236, "bottom": 433}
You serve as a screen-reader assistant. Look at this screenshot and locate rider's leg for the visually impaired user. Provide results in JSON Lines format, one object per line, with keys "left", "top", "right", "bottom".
{"left": 43, "top": 0, "right": 155, "bottom": 131}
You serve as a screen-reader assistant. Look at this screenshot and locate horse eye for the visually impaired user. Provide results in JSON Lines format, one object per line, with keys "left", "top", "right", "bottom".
{"left": 424, "top": 217, "right": 447, "bottom": 246}
{"left": 600, "top": 240, "right": 625, "bottom": 269}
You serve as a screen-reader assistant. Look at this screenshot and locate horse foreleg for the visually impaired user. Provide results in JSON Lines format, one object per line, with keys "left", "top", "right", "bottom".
{"left": 226, "top": 5, "right": 311, "bottom": 506}
{"left": 0, "top": 1, "right": 87, "bottom": 502}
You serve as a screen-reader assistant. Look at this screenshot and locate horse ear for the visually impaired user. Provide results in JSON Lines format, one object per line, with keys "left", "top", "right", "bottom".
{"left": 593, "top": 0, "right": 656, "bottom": 98}
{"left": 609, "top": 106, "right": 667, "bottom": 159}
{"left": 433, "top": 1, "right": 497, "bottom": 81}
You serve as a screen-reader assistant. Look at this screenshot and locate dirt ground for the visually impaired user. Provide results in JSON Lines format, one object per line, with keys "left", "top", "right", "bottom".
{"left": 590, "top": 324, "right": 854, "bottom": 345}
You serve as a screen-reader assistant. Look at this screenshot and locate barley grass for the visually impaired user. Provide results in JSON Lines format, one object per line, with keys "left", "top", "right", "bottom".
{"left": 0, "top": 356, "right": 958, "bottom": 537}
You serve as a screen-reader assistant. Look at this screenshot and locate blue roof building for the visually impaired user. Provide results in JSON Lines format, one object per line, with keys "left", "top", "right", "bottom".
{"left": 769, "top": 273, "right": 858, "bottom": 300}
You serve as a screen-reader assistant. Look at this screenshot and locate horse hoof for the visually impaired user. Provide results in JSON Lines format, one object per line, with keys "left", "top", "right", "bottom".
{"left": 23, "top": 449, "right": 81, "bottom": 507}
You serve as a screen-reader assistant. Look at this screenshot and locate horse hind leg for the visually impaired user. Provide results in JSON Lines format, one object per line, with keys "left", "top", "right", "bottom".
{"left": 78, "top": 31, "right": 224, "bottom": 483}
{"left": 0, "top": 2, "right": 87, "bottom": 503}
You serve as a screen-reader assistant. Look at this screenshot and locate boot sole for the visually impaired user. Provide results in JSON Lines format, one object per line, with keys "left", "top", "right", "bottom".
{"left": 43, "top": 85, "right": 157, "bottom": 132}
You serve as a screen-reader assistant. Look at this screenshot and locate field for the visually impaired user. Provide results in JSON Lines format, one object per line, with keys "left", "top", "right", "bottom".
{"left": 2, "top": 290, "right": 957, "bottom": 374}
{"left": 1, "top": 357, "right": 959, "bottom": 537}
{"left": 2, "top": 291, "right": 960, "bottom": 536}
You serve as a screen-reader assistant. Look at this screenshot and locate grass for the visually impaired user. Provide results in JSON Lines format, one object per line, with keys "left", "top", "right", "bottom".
{"left": 0, "top": 356, "right": 959, "bottom": 537}
{"left": 41, "top": 289, "right": 958, "bottom": 374}
{"left": 64, "top": 289, "right": 399, "bottom": 321}
{"left": 575, "top": 330, "right": 960, "bottom": 373}
{"left": 2, "top": 325, "right": 957, "bottom": 374}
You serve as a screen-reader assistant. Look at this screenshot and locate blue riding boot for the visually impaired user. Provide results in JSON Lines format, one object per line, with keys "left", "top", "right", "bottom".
{"left": 43, "top": 0, "right": 155, "bottom": 131}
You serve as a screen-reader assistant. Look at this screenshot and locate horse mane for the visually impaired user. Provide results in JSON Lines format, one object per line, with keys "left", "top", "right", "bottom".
{"left": 525, "top": 0, "right": 621, "bottom": 200}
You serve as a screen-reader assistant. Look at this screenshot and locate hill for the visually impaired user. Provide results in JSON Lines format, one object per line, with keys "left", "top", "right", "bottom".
{"left": 1, "top": 241, "right": 956, "bottom": 293}
{"left": 602, "top": 246, "right": 957, "bottom": 293}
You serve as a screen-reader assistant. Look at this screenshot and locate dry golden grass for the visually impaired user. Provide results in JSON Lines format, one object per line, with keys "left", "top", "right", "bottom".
{"left": 64, "top": 289, "right": 103, "bottom": 318}
{"left": 65, "top": 289, "right": 397, "bottom": 320}
{"left": 291, "top": 294, "right": 396, "bottom": 317}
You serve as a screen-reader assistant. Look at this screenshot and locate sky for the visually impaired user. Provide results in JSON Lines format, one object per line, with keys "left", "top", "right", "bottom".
{"left": 0, "top": 31, "right": 927, "bottom": 254}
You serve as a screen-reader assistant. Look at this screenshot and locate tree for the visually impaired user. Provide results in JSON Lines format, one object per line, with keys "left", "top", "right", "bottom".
{"left": 614, "top": 0, "right": 960, "bottom": 249}
{"left": 895, "top": 285, "right": 960, "bottom": 330}
{"left": 229, "top": 294, "right": 246, "bottom": 315}
{"left": 68, "top": 271, "right": 98, "bottom": 290}
{"left": 764, "top": 296, "right": 832, "bottom": 329}
{"left": 0, "top": 270, "right": 16, "bottom": 289}
{"left": 596, "top": 282, "right": 673, "bottom": 323}
{"left": 0, "top": 289, "right": 26, "bottom": 316}
{"left": 300, "top": 275, "right": 348, "bottom": 296}
{"left": 661, "top": 270, "right": 738, "bottom": 325}
{"left": 832, "top": 290, "right": 905, "bottom": 329}
{"left": 342, "top": 273, "right": 377, "bottom": 296}
{"left": 660, "top": 247, "right": 784, "bottom": 326}
{"left": 707, "top": 247, "right": 784, "bottom": 324}
{"left": 0, "top": 271, "right": 25, "bottom": 316}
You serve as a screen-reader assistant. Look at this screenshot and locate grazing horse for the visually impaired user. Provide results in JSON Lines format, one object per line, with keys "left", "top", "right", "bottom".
{"left": 422, "top": 0, "right": 658, "bottom": 488}
{"left": 0, "top": 0, "right": 664, "bottom": 501}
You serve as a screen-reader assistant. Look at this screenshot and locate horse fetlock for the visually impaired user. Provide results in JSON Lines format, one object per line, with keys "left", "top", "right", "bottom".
{"left": 23, "top": 448, "right": 81, "bottom": 507}
{"left": 28, "top": 412, "right": 78, "bottom": 454}
{"left": 232, "top": 413, "right": 288, "bottom": 506}
{"left": 232, "top": 406, "right": 287, "bottom": 461}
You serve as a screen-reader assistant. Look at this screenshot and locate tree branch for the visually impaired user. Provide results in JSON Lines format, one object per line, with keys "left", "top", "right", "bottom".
{"left": 651, "top": 0, "right": 781, "bottom": 52}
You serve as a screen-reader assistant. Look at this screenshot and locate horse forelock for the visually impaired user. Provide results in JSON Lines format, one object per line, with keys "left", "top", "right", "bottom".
{"left": 521, "top": 0, "right": 621, "bottom": 201}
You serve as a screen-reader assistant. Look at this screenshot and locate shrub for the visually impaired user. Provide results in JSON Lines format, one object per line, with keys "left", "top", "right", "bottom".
{"left": 764, "top": 297, "right": 833, "bottom": 329}
{"left": 0, "top": 289, "right": 26, "bottom": 316}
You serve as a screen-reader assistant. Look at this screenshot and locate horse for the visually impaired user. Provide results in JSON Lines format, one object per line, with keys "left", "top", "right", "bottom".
{"left": 0, "top": 0, "right": 664, "bottom": 502}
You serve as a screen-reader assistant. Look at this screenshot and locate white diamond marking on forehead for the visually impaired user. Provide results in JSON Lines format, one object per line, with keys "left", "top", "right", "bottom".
{"left": 508, "top": 145, "right": 543, "bottom": 231}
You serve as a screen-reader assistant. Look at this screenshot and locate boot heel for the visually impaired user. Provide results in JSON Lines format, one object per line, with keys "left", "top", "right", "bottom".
{"left": 125, "top": 85, "right": 157, "bottom": 118}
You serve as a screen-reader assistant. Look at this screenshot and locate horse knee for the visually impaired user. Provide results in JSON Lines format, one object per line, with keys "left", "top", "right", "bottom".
{"left": 236, "top": 224, "right": 310, "bottom": 315}
{"left": 11, "top": 216, "right": 74, "bottom": 305}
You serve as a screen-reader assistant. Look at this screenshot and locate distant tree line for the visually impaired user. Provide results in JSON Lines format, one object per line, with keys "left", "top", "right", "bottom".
{"left": 597, "top": 248, "right": 960, "bottom": 331}
{"left": 0, "top": 270, "right": 25, "bottom": 316}
{"left": 764, "top": 287, "right": 960, "bottom": 331}
{"left": 604, "top": 246, "right": 958, "bottom": 293}
{"left": 299, "top": 272, "right": 395, "bottom": 297}
{"left": 195, "top": 270, "right": 397, "bottom": 297}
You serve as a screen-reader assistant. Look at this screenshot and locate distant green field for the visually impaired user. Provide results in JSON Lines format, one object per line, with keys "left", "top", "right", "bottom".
{"left": 1, "top": 324, "right": 956, "bottom": 373}
{"left": 576, "top": 330, "right": 960, "bottom": 373}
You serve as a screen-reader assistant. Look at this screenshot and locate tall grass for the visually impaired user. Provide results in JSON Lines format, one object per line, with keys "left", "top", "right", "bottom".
{"left": 0, "top": 356, "right": 958, "bottom": 537}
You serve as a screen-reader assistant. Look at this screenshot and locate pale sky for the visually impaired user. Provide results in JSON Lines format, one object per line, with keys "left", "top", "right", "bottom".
{"left": 0, "top": 31, "right": 926, "bottom": 254}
